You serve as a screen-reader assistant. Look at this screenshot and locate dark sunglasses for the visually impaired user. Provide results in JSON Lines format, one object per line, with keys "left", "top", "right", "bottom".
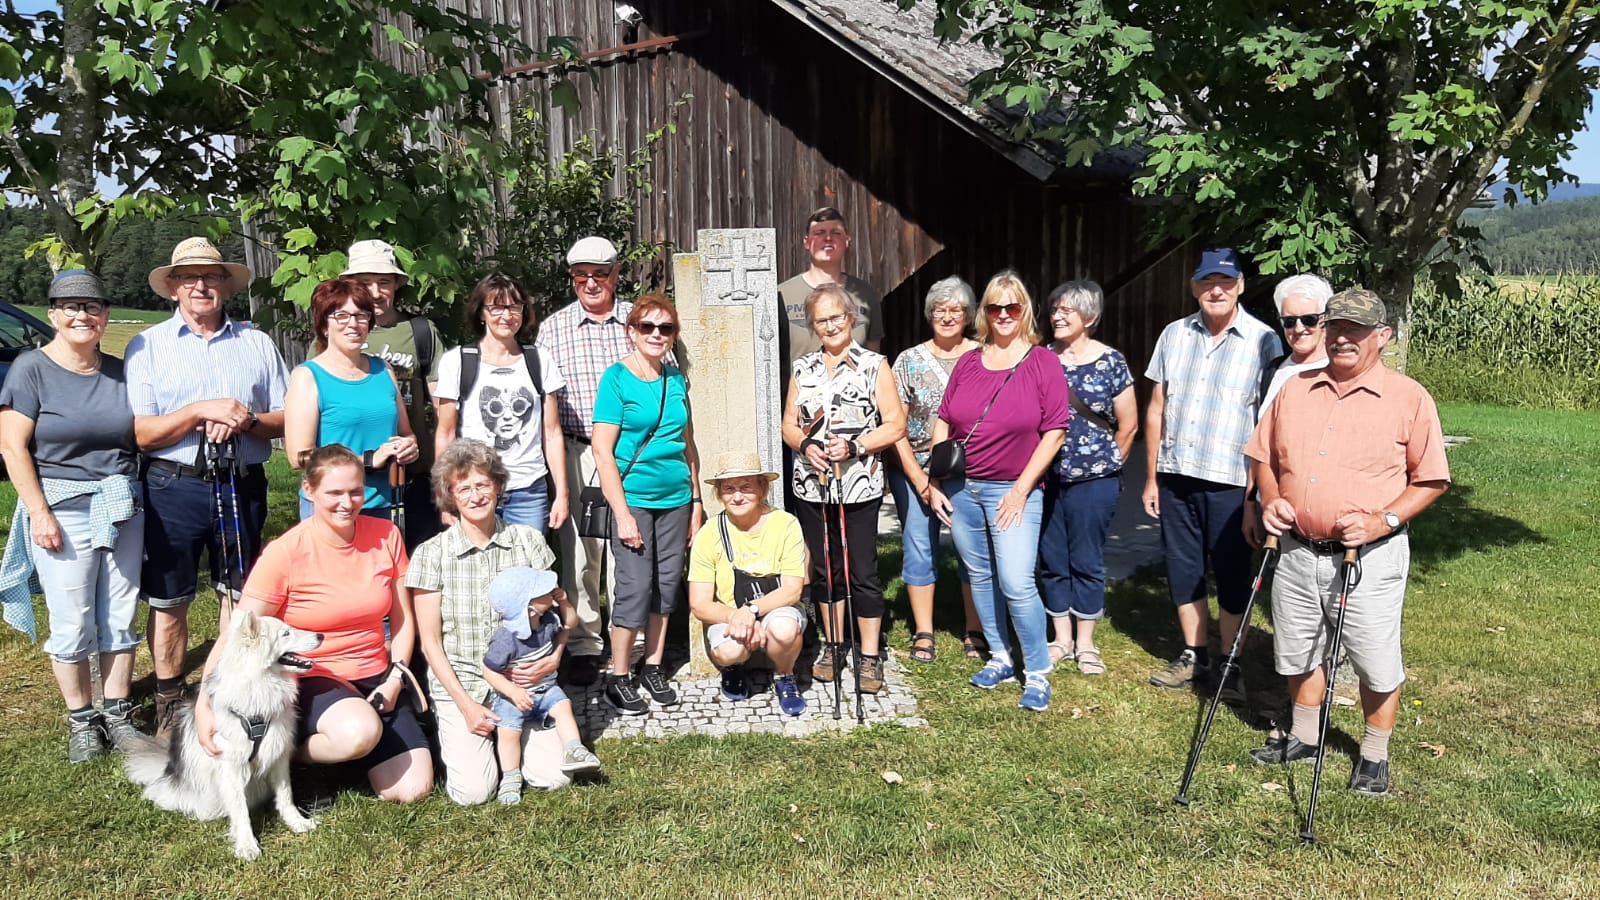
{"left": 1279, "top": 314, "right": 1325, "bottom": 330}
{"left": 984, "top": 302, "right": 1024, "bottom": 318}
{"left": 632, "top": 321, "right": 678, "bottom": 337}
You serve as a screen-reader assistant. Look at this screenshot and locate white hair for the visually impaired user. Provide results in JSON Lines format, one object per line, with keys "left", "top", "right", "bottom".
{"left": 1273, "top": 274, "right": 1333, "bottom": 314}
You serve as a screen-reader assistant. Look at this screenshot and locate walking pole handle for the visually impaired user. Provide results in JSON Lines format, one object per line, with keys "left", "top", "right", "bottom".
{"left": 388, "top": 459, "right": 406, "bottom": 490}
{"left": 1342, "top": 547, "right": 1358, "bottom": 563}
{"left": 1263, "top": 534, "right": 1279, "bottom": 550}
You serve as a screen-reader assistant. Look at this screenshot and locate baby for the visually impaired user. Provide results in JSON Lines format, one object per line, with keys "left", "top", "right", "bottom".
{"left": 482, "top": 566, "right": 601, "bottom": 804}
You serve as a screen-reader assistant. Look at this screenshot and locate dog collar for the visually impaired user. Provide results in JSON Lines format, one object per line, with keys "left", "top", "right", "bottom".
{"left": 235, "top": 713, "right": 270, "bottom": 763}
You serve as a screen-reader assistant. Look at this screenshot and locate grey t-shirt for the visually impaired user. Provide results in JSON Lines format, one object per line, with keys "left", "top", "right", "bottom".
{"left": 0, "top": 350, "right": 137, "bottom": 480}
{"left": 778, "top": 273, "right": 885, "bottom": 370}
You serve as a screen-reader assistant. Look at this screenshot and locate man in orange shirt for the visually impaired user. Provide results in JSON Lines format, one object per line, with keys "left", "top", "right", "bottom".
{"left": 1243, "top": 289, "right": 1450, "bottom": 796}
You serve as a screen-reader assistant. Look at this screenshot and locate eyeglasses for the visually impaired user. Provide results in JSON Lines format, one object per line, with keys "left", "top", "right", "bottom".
{"left": 930, "top": 307, "right": 966, "bottom": 323}
{"left": 51, "top": 301, "right": 108, "bottom": 317}
{"left": 984, "top": 303, "right": 1024, "bottom": 319}
{"left": 812, "top": 313, "right": 850, "bottom": 330}
{"left": 718, "top": 482, "right": 766, "bottom": 497}
{"left": 632, "top": 321, "right": 678, "bottom": 337}
{"left": 451, "top": 481, "right": 496, "bottom": 499}
{"left": 571, "top": 272, "right": 612, "bottom": 285}
{"left": 484, "top": 304, "right": 524, "bottom": 318}
{"left": 1280, "top": 314, "right": 1325, "bottom": 330}
{"left": 328, "top": 311, "right": 373, "bottom": 326}
{"left": 168, "top": 272, "right": 228, "bottom": 287}
{"left": 1050, "top": 305, "right": 1080, "bottom": 319}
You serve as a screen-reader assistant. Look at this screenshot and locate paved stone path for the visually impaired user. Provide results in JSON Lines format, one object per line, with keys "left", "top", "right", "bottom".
{"left": 570, "top": 652, "right": 925, "bottom": 740}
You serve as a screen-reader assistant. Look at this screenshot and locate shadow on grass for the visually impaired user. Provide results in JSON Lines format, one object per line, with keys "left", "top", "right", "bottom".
{"left": 1407, "top": 482, "right": 1545, "bottom": 570}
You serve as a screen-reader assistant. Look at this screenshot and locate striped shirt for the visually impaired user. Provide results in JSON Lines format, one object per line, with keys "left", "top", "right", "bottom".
{"left": 1145, "top": 309, "right": 1283, "bottom": 486}
{"left": 123, "top": 312, "right": 290, "bottom": 466}
{"left": 536, "top": 299, "right": 634, "bottom": 441}
{"left": 404, "top": 519, "right": 557, "bottom": 704}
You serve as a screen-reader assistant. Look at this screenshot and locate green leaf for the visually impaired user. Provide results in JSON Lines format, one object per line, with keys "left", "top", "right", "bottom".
{"left": 550, "top": 81, "right": 580, "bottom": 117}
{"left": 277, "top": 136, "right": 315, "bottom": 164}
{"left": 283, "top": 227, "right": 318, "bottom": 252}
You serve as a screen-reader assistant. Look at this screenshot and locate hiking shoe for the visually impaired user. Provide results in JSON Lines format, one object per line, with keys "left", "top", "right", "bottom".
{"left": 1348, "top": 757, "right": 1391, "bottom": 796}
{"left": 812, "top": 644, "right": 844, "bottom": 682}
{"left": 637, "top": 664, "right": 680, "bottom": 706}
{"left": 857, "top": 655, "right": 885, "bottom": 694}
{"left": 1018, "top": 673, "right": 1051, "bottom": 712}
{"left": 101, "top": 699, "right": 142, "bottom": 750}
{"left": 1248, "top": 733, "right": 1320, "bottom": 766}
{"left": 67, "top": 714, "right": 107, "bottom": 763}
{"left": 560, "top": 744, "right": 603, "bottom": 775}
{"left": 604, "top": 674, "right": 649, "bottom": 716}
{"left": 720, "top": 665, "right": 749, "bottom": 701}
{"left": 774, "top": 674, "right": 806, "bottom": 716}
{"left": 970, "top": 657, "right": 1016, "bottom": 690}
{"left": 1217, "top": 666, "right": 1247, "bottom": 706}
{"left": 564, "top": 654, "right": 602, "bottom": 688}
{"left": 1149, "top": 649, "right": 1208, "bottom": 690}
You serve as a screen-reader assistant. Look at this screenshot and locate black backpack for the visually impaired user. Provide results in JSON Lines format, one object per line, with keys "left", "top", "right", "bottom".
{"left": 455, "top": 345, "right": 544, "bottom": 437}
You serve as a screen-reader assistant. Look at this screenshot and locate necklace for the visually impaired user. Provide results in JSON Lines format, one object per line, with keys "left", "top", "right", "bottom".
{"left": 46, "top": 344, "right": 100, "bottom": 375}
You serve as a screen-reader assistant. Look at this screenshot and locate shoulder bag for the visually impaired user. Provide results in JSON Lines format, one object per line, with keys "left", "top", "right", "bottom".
{"left": 926, "top": 355, "right": 1024, "bottom": 481}
{"left": 576, "top": 373, "right": 669, "bottom": 539}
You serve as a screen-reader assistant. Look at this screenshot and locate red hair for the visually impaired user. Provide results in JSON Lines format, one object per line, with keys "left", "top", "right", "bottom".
{"left": 310, "top": 277, "right": 377, "bottom": 351}
{"left": 627, "top": 294, "right": 680, "bottom": 331}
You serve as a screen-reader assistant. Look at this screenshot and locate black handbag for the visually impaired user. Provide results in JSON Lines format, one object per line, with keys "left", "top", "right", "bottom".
{"left": 576, "top": 375, "right": 669, "bottom": 539}
{"left": 926, "top": 358, "right": 1023, "bottom": 481}
{"left": 719, "top": 513, "right": 780, "bottom": 604}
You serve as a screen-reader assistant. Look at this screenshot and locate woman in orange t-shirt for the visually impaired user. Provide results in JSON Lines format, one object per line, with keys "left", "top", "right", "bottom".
{"left": 193, "top": 444, "right": 432, "bottom": 803}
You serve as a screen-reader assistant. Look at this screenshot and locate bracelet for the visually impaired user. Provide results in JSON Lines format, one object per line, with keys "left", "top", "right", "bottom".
{"left": 690, "top": 497, "right": 703, "bottom": 505}
{"left": 800, "top": 438, "right": 825, "bottom": 458}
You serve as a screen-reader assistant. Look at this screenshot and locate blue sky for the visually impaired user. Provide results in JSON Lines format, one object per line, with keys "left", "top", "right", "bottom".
{"left": 9, "top": 0, "right": 1600, "bottom": 184}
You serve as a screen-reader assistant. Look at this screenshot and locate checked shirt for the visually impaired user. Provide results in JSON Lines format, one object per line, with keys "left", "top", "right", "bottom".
{"left": 405, "top": 519, "right": 556, "bottom": 704}
{"left": 536, "top": 299, "right": 635, "bottom": 442}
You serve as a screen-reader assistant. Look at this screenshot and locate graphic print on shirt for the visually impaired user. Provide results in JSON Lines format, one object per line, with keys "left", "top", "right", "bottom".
{"left": 478, "top": 376, "right": 537, "bottom": 452}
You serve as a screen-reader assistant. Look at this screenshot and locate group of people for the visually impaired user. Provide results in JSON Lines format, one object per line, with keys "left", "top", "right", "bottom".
{"left": 0, "top": 205, "right": 1448, "bottom": 804}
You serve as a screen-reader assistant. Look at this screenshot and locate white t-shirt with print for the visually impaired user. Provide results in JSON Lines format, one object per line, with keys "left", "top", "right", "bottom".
{"left": 434, "top": 345, "right": 567, "bottom": 490}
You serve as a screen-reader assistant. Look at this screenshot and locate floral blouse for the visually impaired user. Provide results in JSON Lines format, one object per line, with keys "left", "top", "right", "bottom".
{"left": 1056, "top": 347, "right": 1134, "bottom": 482}
{"left": 789, "top": 344, "right": 887, "bottom": 504}
{"left": 891, "top": 342, "right": 967, "bottom": 469}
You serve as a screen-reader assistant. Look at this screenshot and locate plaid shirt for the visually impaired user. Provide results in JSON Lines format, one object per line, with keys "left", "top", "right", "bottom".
{"left": 1145, "top": 308, "right": 1283, "bottom": 486}
{"left": 405, "top": 518, "right": 556, "bottom": 704}
{"left": 536, "top": 299, "right": 635, "bottom": 441}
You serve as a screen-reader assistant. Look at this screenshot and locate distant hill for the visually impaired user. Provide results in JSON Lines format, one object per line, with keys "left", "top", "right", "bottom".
{"left": 1466, "top": 193, "right": 1600, "bottom": 274}
{"left": 1477, "top": 180, "right": 1600, "bottom": 206}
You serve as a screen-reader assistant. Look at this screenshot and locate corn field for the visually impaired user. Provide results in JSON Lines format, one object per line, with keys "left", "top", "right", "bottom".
{"left": 1409, "top": 276, "right": 1598, "bottom": 409}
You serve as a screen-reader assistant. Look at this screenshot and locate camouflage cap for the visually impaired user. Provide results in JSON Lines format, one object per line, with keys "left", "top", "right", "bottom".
{"left": 1325, "top": 289, "right": 1386, "bottom": 327}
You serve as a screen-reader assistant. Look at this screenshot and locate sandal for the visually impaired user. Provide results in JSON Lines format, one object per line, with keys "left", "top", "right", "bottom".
{"left": 1075, "top": 647, "right": 1106, "bottom": 676}
{"left": 909, "top": 631, "right": 937, "bottom": 664}
{"left": 1048, "top": 640, "right": 1075, "bottom": 665}
{"left": 962, "top": 631, "right": 989, "bottom": 660}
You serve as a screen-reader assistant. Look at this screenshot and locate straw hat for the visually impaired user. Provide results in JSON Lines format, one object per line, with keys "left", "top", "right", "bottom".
{"left": 147, "top": 237, "right": 252, "bottom": 298}
{"left": 342, "top": 239, "right": 410, "bottom": 285}
{"left": 702, "top": 450, "right": 780, "bottom": 487}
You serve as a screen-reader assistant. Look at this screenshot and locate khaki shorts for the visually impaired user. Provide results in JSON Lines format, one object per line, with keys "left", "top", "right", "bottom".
{"left": 1270, "top": 533, "right": 1410, "bottom": 693}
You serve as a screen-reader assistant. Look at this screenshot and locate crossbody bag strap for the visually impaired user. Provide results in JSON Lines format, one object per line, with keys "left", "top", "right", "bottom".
{"left": 614, "top": 370, "right": 671, "bottom": 485}
{"left": 960, "top": 357, "right": 1024, "bottom": 444}
{"left": 718, "top": 512, "right": 735, "bottom": 562}
{"left": 1068, "top": 388, "right": 1115, "bottom": 435}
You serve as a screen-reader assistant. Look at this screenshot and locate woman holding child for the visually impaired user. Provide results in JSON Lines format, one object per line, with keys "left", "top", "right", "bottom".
{"left": 410, "top": 440, "right": 580, "bottom": 805}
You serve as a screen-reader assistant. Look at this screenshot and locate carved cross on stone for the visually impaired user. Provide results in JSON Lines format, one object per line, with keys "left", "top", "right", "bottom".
{"left": 702, "top": 233, "right": 773, "bottom": 304}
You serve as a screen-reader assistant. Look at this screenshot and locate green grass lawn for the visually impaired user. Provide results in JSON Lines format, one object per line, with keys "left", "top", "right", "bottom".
{"left": 1, "top": 403, "right": 1597, "bottom": 896}
{"left": 14, "top": 304, "right": 168, "bottom": 357}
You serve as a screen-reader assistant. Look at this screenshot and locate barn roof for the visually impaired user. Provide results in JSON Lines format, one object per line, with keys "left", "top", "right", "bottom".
{"left": 765, "top": 0, "right": 1136, "bottom": 184}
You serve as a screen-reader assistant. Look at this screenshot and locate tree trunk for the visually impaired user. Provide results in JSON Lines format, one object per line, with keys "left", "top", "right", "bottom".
{"left": 52, "top": 0, "right": 101, "bottom": 268}
{"left": 1372, "top": 267, "right": 1416, "bottom": 373}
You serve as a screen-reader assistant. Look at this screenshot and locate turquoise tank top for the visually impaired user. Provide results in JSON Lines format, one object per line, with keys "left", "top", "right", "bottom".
{"left": 302, "top": 356, "right": 398, "bottom": 509}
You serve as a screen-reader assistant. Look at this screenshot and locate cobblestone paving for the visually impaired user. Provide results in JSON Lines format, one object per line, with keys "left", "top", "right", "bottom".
{"left": 570, "top": 652, "right": 926, "bottom": 741}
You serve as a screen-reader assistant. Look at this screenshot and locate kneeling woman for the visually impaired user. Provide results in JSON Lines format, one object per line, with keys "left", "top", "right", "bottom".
{"left": 687, "top": 452, "right": 809, "bottom": 716}
{"left": 194, "top": 445, "right": 432, "bottom": 802}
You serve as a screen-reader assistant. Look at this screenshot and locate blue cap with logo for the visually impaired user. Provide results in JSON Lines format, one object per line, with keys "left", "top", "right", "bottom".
{"left": 1192, "top": 248, "right": 1243, "bottom": 280}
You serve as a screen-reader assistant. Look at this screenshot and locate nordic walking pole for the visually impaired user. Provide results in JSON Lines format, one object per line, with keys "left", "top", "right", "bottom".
{"left": 817, "top": 463, "right": 841, "bottom": 720}
{"left": 1176, "top": 535, "right": 1281, "bottom": 807}
{"left": 833, "top": 462, "right": 864, "bottom": 724}
{"left": 221, "top": 438, "right": 246, "bottom": 601}
{"left": 388, "top": 458, "right": 407, "bottom": 537}
{"left": 1301, "top": 546, "right": 1361, "bottom": 845}
{"left": 204, "top": 439, "right": 236, "bottom": 606}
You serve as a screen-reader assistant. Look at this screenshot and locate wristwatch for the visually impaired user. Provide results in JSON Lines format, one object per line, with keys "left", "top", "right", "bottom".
{"left": 1382, "top": 510, "right": 1402, "bottom": 532}
{"left": 743, "top": 601, "right": 761, "bottom": 618}
{"left": 243, "top": 411, "right": 259, "bottom": 432}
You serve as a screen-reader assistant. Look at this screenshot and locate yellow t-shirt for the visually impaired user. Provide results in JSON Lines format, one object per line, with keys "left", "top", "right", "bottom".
{"left": 687, "top": 510, "right": 807, "bottom": 607}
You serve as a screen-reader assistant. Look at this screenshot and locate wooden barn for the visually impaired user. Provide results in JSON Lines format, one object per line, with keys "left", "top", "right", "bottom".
{"left": 406, "top": 0, "right": 1202, "bottom": 374}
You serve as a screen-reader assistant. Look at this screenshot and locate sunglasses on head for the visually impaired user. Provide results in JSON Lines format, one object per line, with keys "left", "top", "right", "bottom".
{"left": 632, "top": 321, "right": 677, "bottom": 337}
{"left": 1279, "top": 313, "right": 1325, "bottom": 330}
{"left": 984, "top": 302, "right": 1024, "bottom": 318}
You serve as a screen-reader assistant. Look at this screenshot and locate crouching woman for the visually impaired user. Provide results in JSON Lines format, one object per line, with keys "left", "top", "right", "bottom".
{"left": 194, "top": 444, "right": 433, "bottom": 803}
{"left": 687, "top": 452, "right": 809, "bottom": 716}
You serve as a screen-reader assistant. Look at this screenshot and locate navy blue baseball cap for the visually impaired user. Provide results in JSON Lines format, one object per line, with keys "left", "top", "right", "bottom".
{"left": 1192, "top": 248, "right": 1243, "bottom": 280}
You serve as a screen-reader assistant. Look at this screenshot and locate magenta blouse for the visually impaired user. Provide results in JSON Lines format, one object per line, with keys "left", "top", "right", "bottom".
{"left": 936, "top": 345, "right": 1071, "bottom": 482}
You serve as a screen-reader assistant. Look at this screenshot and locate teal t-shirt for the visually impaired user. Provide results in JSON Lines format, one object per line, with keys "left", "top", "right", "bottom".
{"left": 592, "top": 362, "right": 691, "bottom": 509}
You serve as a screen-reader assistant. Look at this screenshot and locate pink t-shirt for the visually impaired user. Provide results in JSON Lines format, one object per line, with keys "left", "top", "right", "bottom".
{"left": 244, "top": 516, "right": 409, "bottom": 681}
{"left": 937, "top": 345, "right": 1071, "bottom": 481}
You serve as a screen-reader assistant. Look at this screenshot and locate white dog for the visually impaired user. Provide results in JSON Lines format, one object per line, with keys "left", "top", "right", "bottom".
{"left": 122, "top": 611, "right": 323, "bottom": 859}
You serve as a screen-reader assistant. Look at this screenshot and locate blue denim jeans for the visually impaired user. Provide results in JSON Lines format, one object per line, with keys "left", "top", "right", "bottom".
{"left": 498, "top": 480, "right": 550, "bottom": 531}
{"left": 1038, "top": 474, "right": 1121, "bottom": 620}
{"left": 945, "top": 477, "right": 1051, "bottom": 675}
{"left": 886, "top": 467, "right": 967, "bottom": 587}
